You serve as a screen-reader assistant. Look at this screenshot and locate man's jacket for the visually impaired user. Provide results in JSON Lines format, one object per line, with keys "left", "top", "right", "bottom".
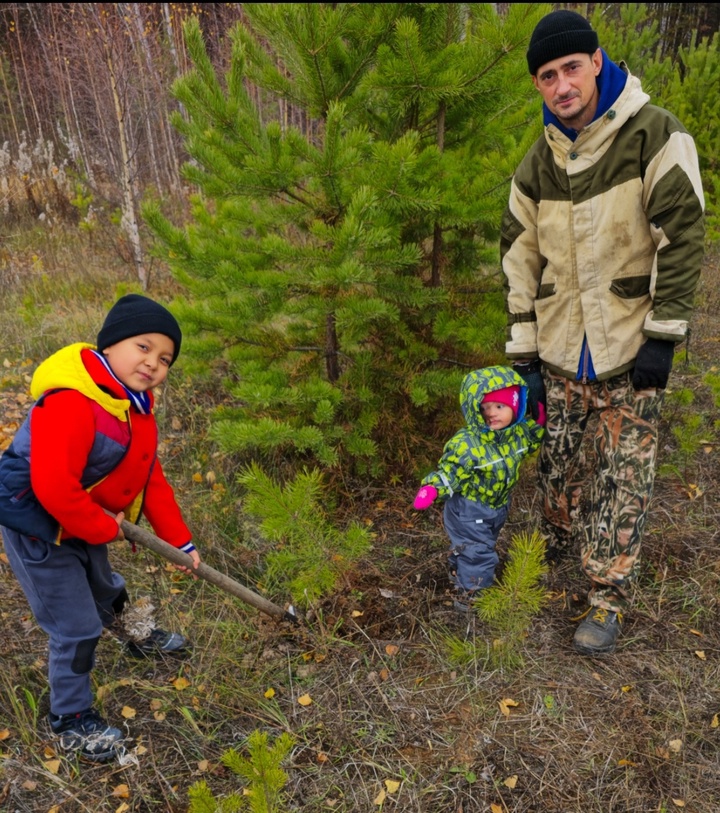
{"left": 422, "top": 366, "right": 544, "bottom": 509}
{"left": 501, "top": 66, "right": 705, "bottom": 380}
{"left": 0, "top": 343, "right": 191, "bottom": 547}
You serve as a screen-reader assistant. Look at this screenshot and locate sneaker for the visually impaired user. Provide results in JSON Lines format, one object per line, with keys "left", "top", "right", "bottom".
{"left": 49, "top": 708, "right": 123, "bottom": 762}
{"left": 124, "top": 628, "right": 191, "bottom": 658}
{"left": 573, "top": 607, "right": 622, "bottom": 655}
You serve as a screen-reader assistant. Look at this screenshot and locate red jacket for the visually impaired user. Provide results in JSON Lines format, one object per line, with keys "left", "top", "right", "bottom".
{"left": 21, "top": 344, "right": 191, "bottom": 546}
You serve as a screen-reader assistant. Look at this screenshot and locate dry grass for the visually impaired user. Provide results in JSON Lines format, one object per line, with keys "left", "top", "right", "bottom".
{"left": 1, "top": 234, "right": 719, "bottom": 812}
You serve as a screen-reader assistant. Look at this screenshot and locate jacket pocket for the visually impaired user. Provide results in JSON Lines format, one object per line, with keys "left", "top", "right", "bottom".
{"left": 609, "top": 274, "right": 651, "bottom": 298}
{"left": 537, "top": 282, "right": 556, "bottom": 300}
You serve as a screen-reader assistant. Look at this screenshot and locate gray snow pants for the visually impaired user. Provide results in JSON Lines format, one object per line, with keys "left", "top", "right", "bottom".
{"left": 1, "top": 527, "right": 127, "bottom": 715}
{"left": 444, "top": 494, "right": 508, "bottom": 593}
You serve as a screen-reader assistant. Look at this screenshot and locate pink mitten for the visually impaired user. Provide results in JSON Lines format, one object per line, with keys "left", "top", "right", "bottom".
{"left": 537, "top": 402, "right": 546, "bottom": 427}
{"left": 413, "top": 485, "right": 438, "bottom": 510}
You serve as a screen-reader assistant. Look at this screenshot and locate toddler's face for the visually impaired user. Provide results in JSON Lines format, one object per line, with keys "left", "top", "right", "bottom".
{"left": 102, "top": 333, "right": 174, "bottom": 392}
{"left": 480, "top": 400, "right": 514, "bottom": 430}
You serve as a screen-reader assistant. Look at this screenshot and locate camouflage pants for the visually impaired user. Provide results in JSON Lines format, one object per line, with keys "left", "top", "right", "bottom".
{"left": 538, "top": 370, "right": 664, "bottom": 612}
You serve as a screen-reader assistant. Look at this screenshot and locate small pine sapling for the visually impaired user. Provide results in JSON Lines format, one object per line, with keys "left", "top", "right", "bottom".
{"left": 474, "top": 530, "right": 548, "bottom": 669}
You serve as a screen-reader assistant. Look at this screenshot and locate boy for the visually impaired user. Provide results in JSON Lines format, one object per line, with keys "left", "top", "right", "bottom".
{"left": 0, "top": 294, "right": 200, "bottom": 762}
{"left": 413, "top": 366, "right": 544, "bottom": 609}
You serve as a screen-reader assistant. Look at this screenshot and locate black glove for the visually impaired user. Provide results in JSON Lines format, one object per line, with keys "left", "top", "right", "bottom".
{"left": 513, "top": 359, "right": 545, "bottom": 421}
{"left": 632, "top": 338, "right": 675, "bottom": 390}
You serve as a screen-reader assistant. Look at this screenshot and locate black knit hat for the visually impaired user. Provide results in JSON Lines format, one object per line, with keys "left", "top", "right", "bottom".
{"left": 526, "top": 10, "right": 599, "bottom": 75}
{"left": 96, "top": 294, "right": 182, "bottom": 365}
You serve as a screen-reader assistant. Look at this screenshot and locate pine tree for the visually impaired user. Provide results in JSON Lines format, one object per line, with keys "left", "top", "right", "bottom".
{"left": 144, "top": 3, "right": 546, "bottom": 478}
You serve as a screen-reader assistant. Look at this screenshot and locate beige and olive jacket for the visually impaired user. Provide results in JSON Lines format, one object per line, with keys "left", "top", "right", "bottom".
{"left": 501, "top": 68, "right": 705, "bottom": 381}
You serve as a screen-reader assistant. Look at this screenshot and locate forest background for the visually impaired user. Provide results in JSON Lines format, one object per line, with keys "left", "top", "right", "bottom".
{"left": 1, "top": 3, "right": 720, "bottom": 812}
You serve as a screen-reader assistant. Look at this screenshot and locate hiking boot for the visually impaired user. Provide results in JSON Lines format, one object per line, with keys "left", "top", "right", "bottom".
{"left": 573, "top": 607, "right": 622, "bottom": 655}
{"left": 453, "top": 591, "right": 477, "bottom": 614}
{"left": 49, "top": 708, "right": 123, "bottom": 762}
{"left": 124, "top": 627, "right": 191, "bottom": 658}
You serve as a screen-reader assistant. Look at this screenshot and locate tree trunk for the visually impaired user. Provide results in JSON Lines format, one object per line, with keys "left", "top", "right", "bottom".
{"left": 325, "top": 312, "right": 340, "bottom": 383}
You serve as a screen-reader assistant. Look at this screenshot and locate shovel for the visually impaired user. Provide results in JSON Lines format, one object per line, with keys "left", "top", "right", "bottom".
{"left": 120, "top": 520, "right": 299, "bottom": 624}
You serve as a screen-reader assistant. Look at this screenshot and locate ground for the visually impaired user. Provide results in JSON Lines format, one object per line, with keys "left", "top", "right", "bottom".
{"left": 1, "top": 255, "right": 719, "bottom": 812}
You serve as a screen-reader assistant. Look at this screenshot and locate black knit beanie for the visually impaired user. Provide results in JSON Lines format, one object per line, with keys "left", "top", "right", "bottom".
{"left": 96, "top": 294, "right": 182, "bottom": 366}
{"left": 526, "top": 10, "right": 599, "bottom": 75}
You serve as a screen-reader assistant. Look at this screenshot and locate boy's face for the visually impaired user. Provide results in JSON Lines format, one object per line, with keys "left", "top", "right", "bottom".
{"left": 480, "top": 400, "right": 514, "bottom": 430}
{"left": 102, "top": 333, "right": 174, "bottom": 392}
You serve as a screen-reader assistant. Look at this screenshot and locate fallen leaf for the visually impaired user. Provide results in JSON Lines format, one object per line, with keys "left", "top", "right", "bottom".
{"left": 172, "top": 676, "right": 191, "bottom": 690}
{"left": 668, "top": 739, "right": 683, "bottom": 753}
{"left": 21, "top": 780, "right": 37, "bottom": 791}
{"left": 297, "top": 694, "right": 313, "bottom": 706}
{"left": 135, "top": 744, "right": 148, "bottom": 755}
{"left": 0, "top": 729, "right": 10, "bottom": 740}
{"left": 694, "top": 650, "right": 706, "bottom": 660}
{"left": 499, "top": 698, "right": 519, "bottom": 717}
{"left": 197, "top": 760, "right": 209, "bottom": 772}
{"left": 374, "top": 788, "right": 386, "bottom": 806}
{"left": 317, "top": 751, "right": 329, "bottom": 763}
{"left": 379, "top": 589, "right": 395, "bottom": 598}
{"left": 711, "top": 714, "right": 719, "bottom": 729}
{"left": 379, "top": 667, "right": 390, "bottom": 681}
{"left": 264, "top": 687, "right": 276, "bottom": 699}
{"left": 672, "top": 800, "right": 686, "bottom": 808}
{"left": 112, "top": 784, "right": 130, "bottom": 798}
{"left": 149, "top": 699, "right": 163, "bottom": 711}
{"left": 689, "top": 629, "right": 703, "bottom": 636}
{"left": 503, "top": 774, "right": 518, "bottom": 788}
{"left": 351, "top": 610, "right": 363, "bottom": 618}
{"left": 153, "top": 711, "right": 166, "bottom": 722}
{"left": 618, "top": 759, "right": 639, "bottom": 767}
{"left": 44, "top": 759, "right": 61, "bottom": 775}
{"left": 115, "top": 804, "right": 130, "bottom": 813}
{"left": 385, "top": 644, "right": 399, "bottom": 656}
{"left": 384, "top": 779, "right": 400, "bottom": 793}
{"left": 491, "top": 804, "right": 503, "bottom": 813}
{"left": 621, "top": 685, "right": 633, "bottom": 693}
{"left": 121, "top": 706, "right": 136, "bottom": 719}
{"left": 192, "top": 472, "right": 203, "bottom": 482}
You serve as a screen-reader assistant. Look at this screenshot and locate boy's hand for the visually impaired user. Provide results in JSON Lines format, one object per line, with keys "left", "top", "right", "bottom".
{"left": 174, "top": 548, "right": 201, "bottom": 579}
{"left": 112, "top": 511, "right": 126, "bottom": 542}
{"left": 413, "top": 485, "right": 438, "bottom": 510}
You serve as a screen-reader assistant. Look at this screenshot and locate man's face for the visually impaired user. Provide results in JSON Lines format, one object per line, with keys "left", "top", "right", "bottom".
{"left": 532, "top": 50, "right": 602, "bottom": 131}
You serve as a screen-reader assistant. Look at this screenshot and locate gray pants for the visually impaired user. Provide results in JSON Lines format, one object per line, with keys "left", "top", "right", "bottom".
{"left": 444, "top": 494, "right": 508, "bottom": 592}
{"left": 2, "top": 527, "right": 126, "bottom": 715}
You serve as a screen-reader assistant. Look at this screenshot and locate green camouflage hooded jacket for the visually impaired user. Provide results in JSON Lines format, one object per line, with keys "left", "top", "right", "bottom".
{"left": 421, "top": 366, "right": 544, "bottom": 509}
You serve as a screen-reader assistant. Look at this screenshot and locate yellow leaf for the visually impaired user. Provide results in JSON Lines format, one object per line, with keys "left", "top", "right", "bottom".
{"left": 314, "top": 652, "right": 327, "bottom": 663}
{"left": 373, "top": 789, "right": 386, "bottom": 806}
{"left": 491, "top": 804, "right": 504, "bottom": 813}
{"left": 379, "top": 667, "right": 390, "bottom": 681}
{"left": 499, "top": 698, "right": 519, "bottom": 717}
{"left": 112, "top": 784, "right": 130, "bottom": 798}
{"left": 618, "top": 759, "right": 639, "bottom": 767}
{"left": 297, "top": 694, "right": 313, "bottom": 706}
{"left": 384, "top": 779, "right": 401, "bottom": 793}
{"left": 264, "top": 687, "right": 276, "bottom": 699}
{"left": 135, "top": 745, "right": 148, "bottom": 755}
{"left": 711, "top": 714, "right": 719, "bottom": 729}
{"left": 689, "top": 628, "right": 703, "bottom": 637}
{"left": 351, "top": 610, "right": 363, "bottom": 618}
{"left": 197, "top": 760, "right": 209, "bottom": 772}
{"left": 668, "top": 739, "right": 683, "bottom": 753}
{"left": 192, "top": 472, "right": 203, "bottom": 482}
{"left": 21, "top": 780, "right": 37, "bottom": 791}
{"left": 44, "top": 759, "right": 61, "bottom": 775}
{"left": 48, "top": 807, "right": 61, "bottom": 813}
{"left": 621, "top": 685, "right": 633, "bottom": 693}
{"left": 0, "top": 729, "right": 10, "bottom": 741}
{"left": 385, "top": 644, "right": 399, "bottom": 656}
{"left": 302, "top": 651, "right": 314, "bottom": 661}
{"left": 173, "top": 676, "right": 191, "bottom": 690}
{"left": 317, "top": 751, "right": 329, "bottom": 763}
{"left": 672, "top": 800, "right": 686, "bottom": 808}
{"left": 694, "top": 650, "right": 706, "bottom": 660}
{"left": 121, "top": 706, "right": 136, "bottom": 719}
{"left": 153, "top": 711, "right": 166, "bottom": 721}
{"left": 503, "top": 774, "right": 518, "bottom": 788}
{"left": 150, "top": 699, "right": 163, "bottom": 711}
{"left": 115, "top": 804, "right": 130, "bottom": 813}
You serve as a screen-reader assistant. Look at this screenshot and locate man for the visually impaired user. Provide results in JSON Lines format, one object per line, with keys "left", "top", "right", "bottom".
{"left": 501, "top": 10, "right": 704, "bottom": 655}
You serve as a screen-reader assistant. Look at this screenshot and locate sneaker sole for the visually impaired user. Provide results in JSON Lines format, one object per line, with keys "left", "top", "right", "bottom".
{"left": 573, "top": 639, "right": 617, "bottom": 656}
